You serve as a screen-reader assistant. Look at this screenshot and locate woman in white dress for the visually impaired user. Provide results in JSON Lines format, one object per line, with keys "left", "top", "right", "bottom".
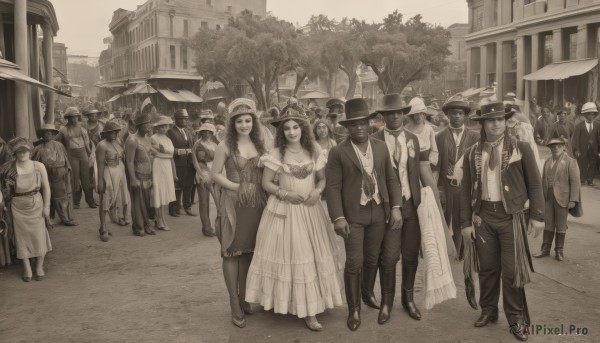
{"left": 150, "top": 116, "right": 177, "bottom": 231}
{"left": 245, "top": 103, "right": 343, "bottom": 331}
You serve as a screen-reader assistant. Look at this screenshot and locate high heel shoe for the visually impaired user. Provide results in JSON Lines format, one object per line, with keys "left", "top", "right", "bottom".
{"left": 304, "top": 317, "right": 323, "bottom": 332}
{"left": 240, "top": 299, "right": 253, "bottom": 315}
{"left": 232, "top": 314, "right": 246, "bottom": 328}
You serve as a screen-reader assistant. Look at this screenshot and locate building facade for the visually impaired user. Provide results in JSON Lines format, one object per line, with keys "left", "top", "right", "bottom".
{"left": 0, "top": 0, "right": 59, "bottom": 138}
{"left": 444, "top": 23, "right": 469, "bottom": 94}
{"left": 53, "top": 42, "right": 67, "bottom": 78}
{"left": 97, "top": 0, "right": 266, "bottom": 113}
{"left": 465, "top": 0, "right": 600, "bottom": 105}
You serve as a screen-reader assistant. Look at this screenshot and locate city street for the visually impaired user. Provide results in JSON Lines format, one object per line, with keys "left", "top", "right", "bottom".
{"left": 1, "top": 176, "right": 599, "bottom": 343}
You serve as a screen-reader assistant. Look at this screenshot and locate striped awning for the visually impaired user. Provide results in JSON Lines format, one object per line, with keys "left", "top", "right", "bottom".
{"left": 523, "top": 59, "right": 598, "bottom": 81}
{"left": 158, "top": 89, "right": 203, "bottom": 103}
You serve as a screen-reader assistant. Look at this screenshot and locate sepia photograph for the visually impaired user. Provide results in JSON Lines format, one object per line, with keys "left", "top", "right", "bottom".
{"left": 0, "top": 0, "right": 598, "bottom": 341}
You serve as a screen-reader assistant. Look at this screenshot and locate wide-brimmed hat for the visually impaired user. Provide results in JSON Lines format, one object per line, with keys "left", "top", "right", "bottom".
{"left": 174, "top": 109, "right": 189, "bottom": 119}
{"left": 64, "top": 107, "right": 81, "bottom": 118}
{"left": 154, "top": 115, "right": 173, "bottom": 127}
{"left": 134, "top": 113, "right": 151, "bottom": 126}
{"left": 198, "top": 123, "right": 216, "bottom": 133}
{"left": 339, "top": 98, "right": 377, "bottom": 125}
{"left": 581, "top": 102, "right": 598, "bottom": 114}
{"left": 227, "top": 98, "right": 257, "bottom": 122}
{"left": 546, "top": 137, "right": 566, "bottom": 147}
{"left": 36, "top": 123, "right": 59, "bottom": 138}
{"left": 8, "top": 137, "right": 32, "bottom": 153}
{"left": 470, "top": 102, "right": 514, "bottom": 121}
{"left": 406, "top": 97, "right": 428, "bottom": 116}
{"left": 83, "top": 108, "right": 102, "bottom": 116}
{"left": 270, "top": 103, "right": 309, "bottom": 127}
{"left": 101, "top": 121, "right": 121, "bottom": 134}
{"left": 442, "top": 100, "right": 471, "bottom": 115}
{"left": 199, "top": 109, "right": 214, "bottom": 120}
{"left": 375, "top": 93, "right": 411, "bottom": 115}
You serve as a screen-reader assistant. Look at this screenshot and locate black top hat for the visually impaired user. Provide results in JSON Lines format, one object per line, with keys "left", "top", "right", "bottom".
{"left": 470, "top": 102, "right": 513, "bottom": 121}
{"left": 375, "top": 93, "right": 411, "bottom": 114}
{"left": 339, "top": 98, "right": 377, "bottom": 125}
{"left": 442, "top": 100, "right": 471, "bottom": 115}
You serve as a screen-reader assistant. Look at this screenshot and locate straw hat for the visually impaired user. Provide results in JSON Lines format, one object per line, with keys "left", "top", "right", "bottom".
{"left": 101, "top": 121, "right": 121, "bottom": 135}
{"left": 154, "top": 115, "right": 174, "bottom": 127}
{"left": 198, "top": 123, "right": 216, "bottom": 133}
{"left": 8, "top": 137, "right": 32, "bottom": 153}
{"left": 406, "top": 97, "right": 428, "bottom": 116}
{"left": 64, "top": 107, "right": 81, "bottom": 118}
{"left": 581, "top": 102, "right": 598, "bottom": 114}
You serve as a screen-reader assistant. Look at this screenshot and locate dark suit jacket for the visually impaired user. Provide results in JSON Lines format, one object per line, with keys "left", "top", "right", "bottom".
{"left": 324, "top": 137, "right": 402, "bottom": 224}
{"left": 572, "top": 121, "right": 600, "bottom": 156}
{"left": 542, "top": 152, "right": 581, "bottom": 207}
{"left": 435, "top": 127, "right": 479, "bottom": 190}
{"left": 167, "top": 126, "right": 194, "bottom": 167}
{"left": 460, "top": 140, "right": 545, "bottom": 228}
{"left": 371, "top": 129, "right": 421, "bottom": 208}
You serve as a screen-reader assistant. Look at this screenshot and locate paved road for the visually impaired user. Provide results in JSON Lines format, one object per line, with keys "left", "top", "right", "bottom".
{"left": 1, "top": 172, "right": 599, "bottom": 342}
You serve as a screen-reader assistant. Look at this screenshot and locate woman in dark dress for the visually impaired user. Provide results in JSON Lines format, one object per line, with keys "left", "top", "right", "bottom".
{"left": 211, "top": 98, "right": 267, "bottom": 328}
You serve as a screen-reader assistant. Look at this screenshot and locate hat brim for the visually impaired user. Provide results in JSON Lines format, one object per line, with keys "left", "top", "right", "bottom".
{"left": 269, "top": 115, "right": 308, "bottom": 127}
{"left": 376, "top": 105, "right": 412, "bottom": 115}
{"left": 36, "top": 128, "right": 59, "bottom": 135}
{"left": 153, "top": 121, "right": 173, "bottom": 127}
{"left": 442, "top": 105, "right": 472, "bottom": 115}
{"left": 469, "top": 111, "right": 514, "bottom": 121}
{"left": 135, "top": 120, "right": 151, "bottom": 126}
{"left": 101, "top": 128, "right": 121, "bottom": 134}
{"left": 546, "top": 139, "right": 566, "bottom": 146}
{"left": 338, "top": 112, "right": 378, "bottom": 125}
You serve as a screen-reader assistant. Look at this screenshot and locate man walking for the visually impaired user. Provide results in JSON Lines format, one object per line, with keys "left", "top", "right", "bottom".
{"left": 167, "top": 109, "right": 196, "bottom": 216}
{"left": 572, "top": 102, "right": 599, "bottom": 186}
{"left": 325, "top": 98, "right": 403, "bottom": 331}
{"left": 461, "top": 102, "right": 545, "bottom": 341}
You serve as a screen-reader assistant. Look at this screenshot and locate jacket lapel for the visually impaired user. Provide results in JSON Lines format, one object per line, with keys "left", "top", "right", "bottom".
{"left": 340, "top": 139, "right": 362, "bottom": 171}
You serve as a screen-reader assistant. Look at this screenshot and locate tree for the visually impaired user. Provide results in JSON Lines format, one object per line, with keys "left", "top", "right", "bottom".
{"left": 359, "top": 13, "right": 451, "bottom": 94}
{"left": 191, "top": 10, "right": 298, "bottom": 109}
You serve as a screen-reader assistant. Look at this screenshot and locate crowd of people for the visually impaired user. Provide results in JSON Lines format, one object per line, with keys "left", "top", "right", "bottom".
{"left": 1, "top": 90, "right": 596, "bottom": 341}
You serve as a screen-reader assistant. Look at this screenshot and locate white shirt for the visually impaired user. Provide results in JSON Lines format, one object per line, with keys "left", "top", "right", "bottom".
{"left": 587, "top": 122, "right": 593, "bottom": 133}
{"left": 383, "top": 130, "right": 411, "bottom": 201}
{"left": 451, "top": 125, "right": 465, "bottom": 161}
{"left": 482, "top": 146, "right": 502, "bottom": 202}
{"left": 351, "top": 140, "right": 381, "bottom": 206}
{"left": 177, "top": 126, "right": 188, "bottom": 141}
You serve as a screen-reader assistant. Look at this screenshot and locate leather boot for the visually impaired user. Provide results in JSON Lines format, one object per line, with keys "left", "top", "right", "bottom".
{"left": 533, "top": 231, "right": 554, "bottom": 258}
{"left": 344, "top": 271, "right": 361, "bottom": 331}
{"left": 555, "top": 233, "right": 565, "bottom": 261}
{"left": 401, "top": 263, "right": 421, "bottom": 320}
{"left": 377, "top": 266, "right": 396, "bottom": 325}
{"left": 361, "top": 265, "right": 380, "bottom": 309}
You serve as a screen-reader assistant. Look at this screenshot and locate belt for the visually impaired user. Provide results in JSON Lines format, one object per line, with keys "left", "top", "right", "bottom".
{"left": 481, "top": 200, "right": 503, "bottom": 212}
{"left": 13, "top": 189, "right": 39, "bottom": 197}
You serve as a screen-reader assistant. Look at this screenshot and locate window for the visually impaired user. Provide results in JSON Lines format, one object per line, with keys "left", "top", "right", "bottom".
{"left": 568, "top": 33, "right": 577, "bottom": 60}
{"left": 472, "top": 6, "right": 483, "bottom": 32}
{"left": 544, "top": 34, "right": 553, "bottom": 65}
{"left": 184, "top": 20, "right": 189, "bottom": 37}
{"left": 201, "top": 21, "right": 208, "bottom": 29}
{"left": 181, "top": 46, "right": 188, "bottom": 69}
{"left": 170, "top": 17, "right": 174, "bottom": 37}
{"left": 170, "top": 45, "right": 176, "bottom": 69}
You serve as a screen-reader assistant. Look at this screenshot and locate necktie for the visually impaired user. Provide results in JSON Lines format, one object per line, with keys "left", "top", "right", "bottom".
{"left": 387, "top": 130, "right": 402, "bottom": 165}
{"left": 487, "top": 141, "right": 502, "bottom": 171}
{"left": 179, "top": 127, "right": 188, "bottom": 141}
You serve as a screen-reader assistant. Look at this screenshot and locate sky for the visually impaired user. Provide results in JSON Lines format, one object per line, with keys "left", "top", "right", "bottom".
{"left": 52, "top": 0, "right": 468, "bottom": 57}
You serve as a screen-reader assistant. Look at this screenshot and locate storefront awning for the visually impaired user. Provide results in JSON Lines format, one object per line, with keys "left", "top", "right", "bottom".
{"left": 523, "top": 59, "right": 598, "bottom": 81}
{"left": 460, "top": 87, "right": 487, "bottom": 98}
{"left": 123, "top": 83, "right": 156, "bottom": 95}
{"left": 1, "top": 59, "right": 71, "bottom": 96}
{"left": 158, "top": 89, "right": 203, "bottom": 103}
{"left": 106, "top": 94, "right": 121, "bottom": 103}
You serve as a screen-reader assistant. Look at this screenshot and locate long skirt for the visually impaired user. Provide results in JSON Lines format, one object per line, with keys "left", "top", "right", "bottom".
{"left": 151, "top": 158, "right": 176, "bottom": 208}
{"left": 101, "top": 163, "right": 130, "bottom": 221}
{"left": 12, "top": 193, "right": 52, "bottom": 259}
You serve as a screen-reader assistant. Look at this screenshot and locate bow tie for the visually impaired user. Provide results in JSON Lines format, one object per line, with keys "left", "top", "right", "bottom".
{"left": 451, "top": 127, "right": 463, "bottom": 135}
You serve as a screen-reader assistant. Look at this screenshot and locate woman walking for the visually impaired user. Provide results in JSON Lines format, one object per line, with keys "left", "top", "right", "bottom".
{"left": 211, "top": 98, "right": 267, "bottom": 328}
{"left": 0, "top": 137, "right": 52, "bottom": 281}
{"left": 96, "top": 122, "right": 131, "bottom": 242}
{"left": 150, "top": 116, "right": 177, "bottom": 231}
{"left": 245, "top": 103, "right": 343, "bottom": 331}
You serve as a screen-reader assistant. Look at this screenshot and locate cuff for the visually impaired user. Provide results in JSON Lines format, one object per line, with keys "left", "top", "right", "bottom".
{"left": 332, "top": 217, "right": 345, "bottom": 223}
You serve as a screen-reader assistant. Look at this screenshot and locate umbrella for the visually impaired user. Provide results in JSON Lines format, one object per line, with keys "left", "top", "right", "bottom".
{"left": 299, "top": 90, "right": 330, "bottom": 100}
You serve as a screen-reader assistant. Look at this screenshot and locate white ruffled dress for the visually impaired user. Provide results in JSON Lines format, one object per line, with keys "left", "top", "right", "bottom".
{"left": 245, "top": 151, "right": 344, "bottom": 318}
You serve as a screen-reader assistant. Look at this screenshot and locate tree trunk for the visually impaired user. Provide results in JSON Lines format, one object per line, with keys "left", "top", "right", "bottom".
{"left": 345, "top": 72, "right": 358, "bottom": 100}
{"left": 294, "top": 72, "right": 307, "bottom": 96}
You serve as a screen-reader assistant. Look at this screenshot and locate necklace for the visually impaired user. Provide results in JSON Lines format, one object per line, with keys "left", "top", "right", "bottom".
{"left": 287, "top": 147, "right": 303, "bottom": 154}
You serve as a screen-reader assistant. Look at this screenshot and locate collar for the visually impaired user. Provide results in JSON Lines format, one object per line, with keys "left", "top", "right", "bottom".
{"left": 484, "top": 135, "right": 504, "bottom": 148}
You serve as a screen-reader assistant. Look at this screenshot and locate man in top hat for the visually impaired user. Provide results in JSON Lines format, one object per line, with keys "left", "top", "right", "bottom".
{"left": 325, "top": 98, "right": 403, "bottom": 331}
{"left": 125, "top": 113, "right": 156, "bottom": 237}
{"left": 371, "top": 93, "right": 425, "bottom": 324}
{"left": 167, "top": 109, "right": 196, "bottom": 217}
{"left": 571, "top": 102, "right": 600, "bottom": 186}
{"left": 32, "top": 124, "right": 77, "bottom": 226}
{"left": 534, "top": 137, "right": 581, "bottom": 262}
{"left": 436, "top": 99, "right": 479, "bottom": 257}
{"left": 326, "top": 98, "right": 349, "bottom": 144}
{"left": 461, "top": 102, "right": 545, "bottom": 341}
{"left": 54, "top": 107, "right": 97, "bottom": 209}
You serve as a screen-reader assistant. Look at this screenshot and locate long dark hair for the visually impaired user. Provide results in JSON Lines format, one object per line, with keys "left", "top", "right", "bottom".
{"left": 225, "top": 112, "right": 266, "bottom": 155}
{"left": 275, "top": 118, "right": 316, "bottom": 160}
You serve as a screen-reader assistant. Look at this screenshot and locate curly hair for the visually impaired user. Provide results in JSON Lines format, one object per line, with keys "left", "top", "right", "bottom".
{"left": 312, "top": 119, "right": 333, "bottom": 140}
{"left": 275, "top": 118, "right": 316, "bottom": 160}
{"left": 225, "top": 112, "right": 266, "bottom": 155}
